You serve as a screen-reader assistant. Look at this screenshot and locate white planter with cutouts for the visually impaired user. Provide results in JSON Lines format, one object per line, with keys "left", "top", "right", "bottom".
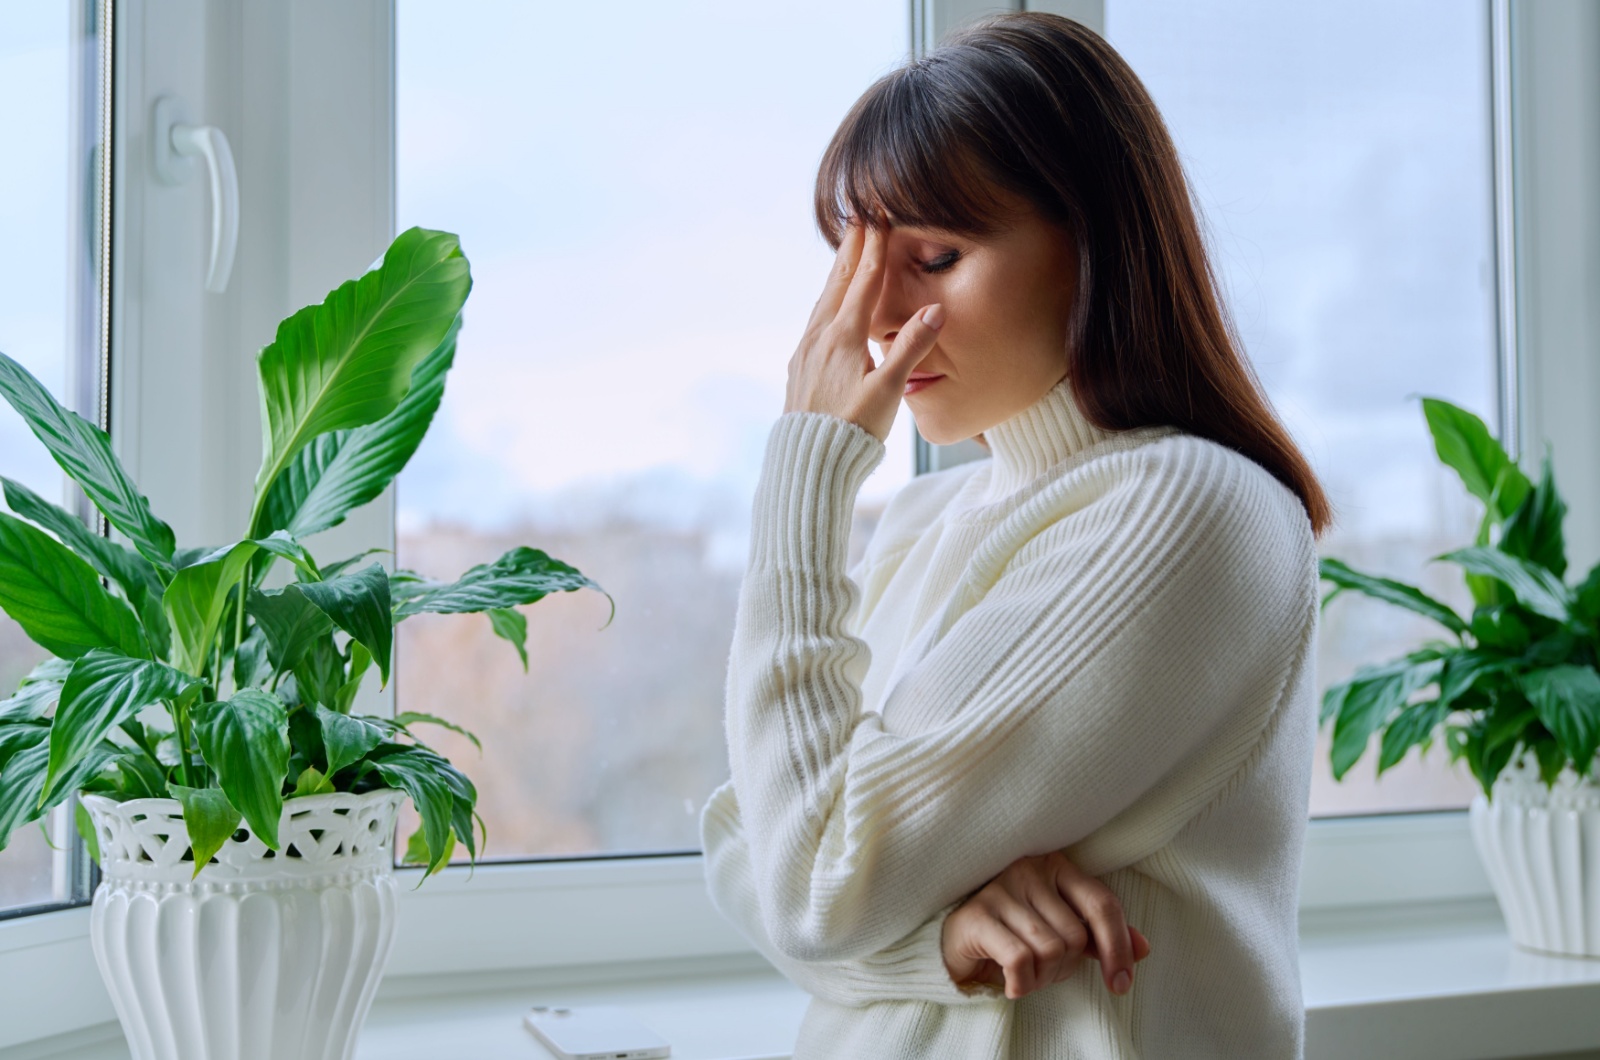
{"left": 1469, "top": 748, "right": 1600, "bottom": 958}
{"left": 80, "top": 789, "right": 406, "bottom": 1060}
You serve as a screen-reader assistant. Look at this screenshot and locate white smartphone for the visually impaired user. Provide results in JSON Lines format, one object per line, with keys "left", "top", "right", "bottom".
{"left": 523, "top": 1004, "right": 672, "bottom": 1060}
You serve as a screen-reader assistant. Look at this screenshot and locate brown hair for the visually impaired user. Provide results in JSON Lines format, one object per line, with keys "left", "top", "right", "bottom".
{"left": 813, "top": 11, "right": 1335, "bottom": 539}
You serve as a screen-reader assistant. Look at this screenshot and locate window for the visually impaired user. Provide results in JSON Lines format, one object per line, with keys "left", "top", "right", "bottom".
{"left": 1103, "top": 0, "right": 1498, "bottom": 816}
{"left": 392, "top": 0, "right": 914, "bottom": 861}
{"left": 0, "top": 2, "right": 105, "bottom": 917}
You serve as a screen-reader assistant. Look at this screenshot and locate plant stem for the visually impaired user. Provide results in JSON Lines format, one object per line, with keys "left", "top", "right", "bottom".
{"left": 166, "top": 698, "right": 196, "bottom": 790}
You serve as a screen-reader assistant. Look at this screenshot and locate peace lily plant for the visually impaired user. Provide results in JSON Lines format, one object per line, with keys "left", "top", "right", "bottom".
{"left": 1318, "top": 397, "right": 1600, "bottom": 796}
{"left": 1317, "top": 398, "right": 1600, "bottom": 959}
{"left": 0, "top": 226, "right": 611, "bottom": 879}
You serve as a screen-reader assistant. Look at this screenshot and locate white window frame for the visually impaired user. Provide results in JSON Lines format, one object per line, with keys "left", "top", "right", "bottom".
{"left": 3, "top": 0, "right": 1598, "bottom": 1049}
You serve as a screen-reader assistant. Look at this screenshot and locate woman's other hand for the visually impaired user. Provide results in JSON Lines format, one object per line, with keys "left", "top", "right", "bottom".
{"left": 783, "top": 218, "right": 944, "bottom": 442}
{"left": 940, "top": 850, "right": 1152, "bottom": 1001}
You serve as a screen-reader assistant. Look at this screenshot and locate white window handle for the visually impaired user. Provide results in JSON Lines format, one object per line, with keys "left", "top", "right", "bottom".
{"left": 152, "top": 95, "right": 239, "bottom": 294}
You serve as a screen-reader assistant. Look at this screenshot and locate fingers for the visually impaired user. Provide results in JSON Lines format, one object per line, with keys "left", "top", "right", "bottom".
{"left": 878, "top": 303, "right": 945, "bottom": 389}
{"left": 831, "top": 222, "right": 887, "bottom": 344}
{"left": 806, "top": 219, "right": 865, "bottom": 334}
{"left": 1130, "top": 925, "right": 1152, "bottom": 962}
{"left": 1050, "top": 855, "right": 1136, "bottom": 997}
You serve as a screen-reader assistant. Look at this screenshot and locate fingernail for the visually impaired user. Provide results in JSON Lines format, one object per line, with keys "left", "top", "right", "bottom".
{"left": 1112, "top": 970, "right": 1131, "bottom": 995}
{"left": 921, "top": 304, "right": 945, "bottom": 330}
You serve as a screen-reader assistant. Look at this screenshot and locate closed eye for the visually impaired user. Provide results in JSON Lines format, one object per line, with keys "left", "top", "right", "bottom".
{"left": 919, "top": 250, "right": 961, "bottom": 275}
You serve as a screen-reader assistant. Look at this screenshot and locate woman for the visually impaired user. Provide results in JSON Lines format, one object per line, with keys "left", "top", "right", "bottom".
{"left": 699, "top": 11, "right": 1332, "bottom": 1059}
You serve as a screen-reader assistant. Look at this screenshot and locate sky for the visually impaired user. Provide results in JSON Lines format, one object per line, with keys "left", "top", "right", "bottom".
{"left": 392, "top": 0, "right": 1497, "bottom": 560}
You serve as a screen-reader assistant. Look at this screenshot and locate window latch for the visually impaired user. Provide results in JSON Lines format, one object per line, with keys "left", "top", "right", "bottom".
{"left": 151, "top": 95, "right": 239, "bottom": 294}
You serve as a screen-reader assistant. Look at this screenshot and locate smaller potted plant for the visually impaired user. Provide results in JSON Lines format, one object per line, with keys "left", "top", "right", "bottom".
{"left": 0, "top": 227, "right": 613, "bottom": 1059}
{"left": 1319, "top": 397, "right": 1600, "bottom": 958}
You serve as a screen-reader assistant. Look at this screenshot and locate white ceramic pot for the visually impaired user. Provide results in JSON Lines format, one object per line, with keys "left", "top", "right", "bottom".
{"left": 1468, "top": 747, "right": 1600, "bottom": 958}
{"left": 81, "top": 788, "right": 407, "bottom": 1060}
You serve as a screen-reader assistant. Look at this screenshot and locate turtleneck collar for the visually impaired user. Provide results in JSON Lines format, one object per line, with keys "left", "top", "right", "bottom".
{"left": 973, "top": 375, "right": 1121, "bottom": 504}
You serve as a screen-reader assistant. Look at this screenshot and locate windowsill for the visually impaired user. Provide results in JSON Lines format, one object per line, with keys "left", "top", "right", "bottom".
{"left": 20, "top": 899, "right": 1600, "bottom": 1060}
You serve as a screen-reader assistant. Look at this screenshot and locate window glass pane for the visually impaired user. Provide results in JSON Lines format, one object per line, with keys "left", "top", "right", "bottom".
{"left": 0, "top": 3, "right": 102, "bottom": 912}
{"left": 395, "top": 1, "right": 911, "bottom": 859}
{"left": 1105, "top": 1, "right": 1495, "bottom": 815}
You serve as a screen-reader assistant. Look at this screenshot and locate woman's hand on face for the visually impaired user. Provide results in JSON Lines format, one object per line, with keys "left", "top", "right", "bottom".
{"left": 940, "top": 850, "right": 1152, "bottom": 1001}
{"left": 783, "top": 218, "right": 945, "bottom": 443}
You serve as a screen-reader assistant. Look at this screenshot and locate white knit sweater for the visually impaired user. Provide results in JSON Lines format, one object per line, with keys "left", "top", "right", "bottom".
{"left": 699, "top": 375, "right": 1320, "bottom": 1059}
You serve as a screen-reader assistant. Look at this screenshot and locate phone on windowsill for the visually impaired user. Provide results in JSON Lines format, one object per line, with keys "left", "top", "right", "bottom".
{"left": 523, "top": 1004, "right": 672, "bottom": 1060}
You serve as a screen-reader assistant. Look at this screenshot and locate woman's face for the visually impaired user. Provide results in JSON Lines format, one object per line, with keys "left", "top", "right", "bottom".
{"left": 865, "top": 190, "right": 1079, "bottom": 446}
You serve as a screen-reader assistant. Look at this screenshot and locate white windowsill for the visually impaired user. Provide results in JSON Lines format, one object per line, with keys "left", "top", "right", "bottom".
{"left": 13, "top": 898, "right": 1600, "bottom": 1060}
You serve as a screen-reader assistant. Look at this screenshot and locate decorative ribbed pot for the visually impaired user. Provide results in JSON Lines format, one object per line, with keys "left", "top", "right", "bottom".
{"left": 1469, "top": 748, "right": 1600, "bottom": 958}
{"left": 80, "top": 789, "right": 407, "bottom": 1060}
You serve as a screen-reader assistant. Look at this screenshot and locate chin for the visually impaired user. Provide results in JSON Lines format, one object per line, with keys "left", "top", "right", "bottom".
{"left": 908, "top": 410, "right": 971, "bottom": 447}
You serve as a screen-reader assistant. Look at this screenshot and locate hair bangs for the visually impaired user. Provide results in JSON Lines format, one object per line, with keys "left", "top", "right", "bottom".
{"left": 813, "top": 67, "right": 1017, "bottom": 250}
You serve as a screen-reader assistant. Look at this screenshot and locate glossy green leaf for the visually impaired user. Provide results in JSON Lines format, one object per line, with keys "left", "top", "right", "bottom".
{"left": 1318, "top": 556, "right": 1467, "bottom": 635}
{"left": 401, "top": 821, "right": 455, "bottom": 877}
{"left": 251, "top": 227, "right": 471, "bottom": 515}
{"left": 486, "top": 607, "right": 529, "bottom": 671}
{"left": 318, "top": 549, "right": 391, "bottom": 582}
{"left": 1437, "top": 650, "right": 1517, "bottom": 708}
{"left": 193, "top": 689, "right": 290, "bottom": 848}
{"left": 1434, "top": 546, "right": 1571, "bottom": 624}
{"left": 0, "top": 677, "right": 64, "bottom": 724}
{"left": 1499, "top": 447, "right": 1568, "bottom": 579}
{"left": 163, "top": 541, "right": 260, "bottom": 676}
{"left": 2, "top": 477, "right": 171, "bottom": 658}
{"left": 316, "top": 705, "right": 386, "bottom": 777}
{"left": 370, "top": 746, "right": 455, "bottom": 875}
{"left": 1573, "top": 561, "right": 1600, "bottom": 627}
{"left": 1470, "top": 605, "right": 1531, "bottom": 653}
{"left": 297, "top": 564, "right": 393, "bottom": 687}
{"left": 1329, "top": 655, "right": 1447, "bottom": 779}
{"left": 166, "top": 783, "right": 242, "bottom": 878}
{"left": 254, "top": 318, "right": 459, "bottom": 541}
{"left": 0, "top": 510, "right": 149, "bottom": 661}
{"left": 0, "top": 730, "right": 118, "bottom": 852}
{"left": 394, "top": 547, "right": 610, "bottom": 625}
{"left": 43, "top": 651, "right": 194, "bottom": 803}
{"left": 290, "top": 765, "right": 335, "bottom": 798}
{"left": 1518, "top": 665, "right": 1600, "bottom": 779}
{"left": 74, "top": 799, "right": 100, "bottom": 866}
{"left": 1378, "top": 698, "right": 1449, "bottom": 774}
{"left": 246, "top": 585, "right": 334, "bottom": 674}
{"left": 394, "top": 711, "right": 482, "bottom": 752}
{"left": 1421, "top": 397, "right": 1531, "bottom": 518}
{"left": 250, "top": 530, "right": 321, "bottom": 581}
{"left": 0, "top": 351, "right": 176, "bottom": 567}
{"left": 232, "top": 626, "right": 272, "bottom": 690}
{"left": 334, "top": 641, "right": 372, "bottom": 715}
{"left": 291, "top": 636, "right": 343, "bottom": 712}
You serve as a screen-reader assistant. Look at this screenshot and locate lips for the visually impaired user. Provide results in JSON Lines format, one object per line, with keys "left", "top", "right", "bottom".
{"left": 907, "top": 373, "right": 945, "bottom": 382}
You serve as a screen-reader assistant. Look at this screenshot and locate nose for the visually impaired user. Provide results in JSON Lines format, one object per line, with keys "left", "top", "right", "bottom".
{"left": 868, "top": 259, "right": 923, "bottom": 353}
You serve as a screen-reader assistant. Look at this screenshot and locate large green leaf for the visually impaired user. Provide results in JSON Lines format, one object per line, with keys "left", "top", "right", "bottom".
{"left": 163, "top": 541, "right": 260, "bottom": 676}
{"left": 486, "top": 608, "right": 529, "bottom": 671}
{"left": 0, "top": 511, "right": 149, "bottom": 661}
{"left": 394, "top": 547, "right": 611, "bottom": 624}
{"left": 251, "top": 227, "right": 471, "bottom": 517}
{"left": 166, "top": 784, "right": 242, "bottom": 878}
{"left": 1317, "top": 557, "right": 1467, "bottom": 635}
{"left": 316, "top": 705, "right": 387, "bottom": 777}
{"left": 297, "top": 563, "right": 393, "bottom": 687}
{"left": 193, "top": 690, "right": 290, "bottom": 848}
{"left": 1378, "top": 698, "right": 1449, "bottom": 774}
{"left": 254, "top": 318, "right": 459, "bottom": 541}
{"left": 1329, "top": 655, "right": 1447, "bottom": 779}
{"left": 2, "top": 477, "right": 172, "bottom": 659}
{"left": 1434, "top": 546, "right": 1572, "bottom": 624}
{"left": 246, "top": 585, "right": 334, "bottom": 674}
{"left": 291, "top": 635, "right": 344, "bottom": 711}
{"left": 42, "top": 651, "right": 195, "bottom": 803}
{"left": 1421, "top": 396, "right": 1531, "bottom": 518}
{"left": 1574, "top": 561, "right": 1600, "bottom": 627}
{"left": 369, "top": 745, "right": 456, "bottom": 874}
{"left": 0, "top": 731, "right": 119, "bottom": 852}
{"left": 0, "top": 351, "right": 176, "bottom": 567}
{"left": 1499, "top": 447, "right": 1568, "bottom": 579}
{"left": 1518, "top": 665, "right": 1600, "bottom": 778}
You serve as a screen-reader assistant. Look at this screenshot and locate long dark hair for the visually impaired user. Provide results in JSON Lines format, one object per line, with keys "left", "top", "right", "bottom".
{"left": 814, "top": 11, "right": 1335, "bottom": 539}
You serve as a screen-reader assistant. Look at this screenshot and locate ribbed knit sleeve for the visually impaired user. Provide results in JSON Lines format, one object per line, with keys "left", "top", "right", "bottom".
{"left": 719, "top": 410, "right": 1315, "bottom": 966}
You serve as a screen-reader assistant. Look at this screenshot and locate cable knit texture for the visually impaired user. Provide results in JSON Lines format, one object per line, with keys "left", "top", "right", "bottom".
{"left": 699, "top": 375, "right": 1320, "bottom": 1059}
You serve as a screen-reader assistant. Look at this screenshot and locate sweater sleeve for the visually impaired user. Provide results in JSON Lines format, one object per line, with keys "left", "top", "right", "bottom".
{"left": 725, "top": 411, "right": 1315, "bottom": 964}
{"left": 699, "top": 778, "right": 1006, "bottom": 1006}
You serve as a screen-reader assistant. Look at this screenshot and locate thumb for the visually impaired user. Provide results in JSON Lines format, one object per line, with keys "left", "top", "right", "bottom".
{"left": 881, "top": 303, "right": 945, "bottom": 386}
